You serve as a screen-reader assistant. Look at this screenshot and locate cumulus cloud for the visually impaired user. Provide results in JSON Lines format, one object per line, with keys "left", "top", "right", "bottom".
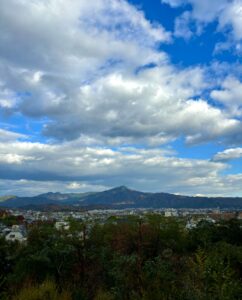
{"left": 211, "top": 77, "right": 242, "bottom": 114}
{"left": 219, "top": 1, "right": 242, "bottom": 40}
{"left": 2, "top": 60, "right": 241, "bottom": 145}
{"left": 213, "top": 147, "right": 242, "bottom": 161}
{"left": 174, "top": 11, "right": 194, "bottom": 39}
{"left": 0, "top": 0, "right": 170, "bottom": 120}
{"left": 40, "top": 73, "right": 241, "bottom": 145}
{"left": 0, "top": 0, "right": 170, "bottom": 74}
{"left": 0, "top": 0, "right": 241, "bottom": 146}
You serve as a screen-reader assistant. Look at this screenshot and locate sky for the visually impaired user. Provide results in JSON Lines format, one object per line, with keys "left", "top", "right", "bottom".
{"left": 1, "top": 0, "right": 242, "bottom": 196}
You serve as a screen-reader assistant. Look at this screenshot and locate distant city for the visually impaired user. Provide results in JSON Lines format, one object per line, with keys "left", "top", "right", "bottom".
{"left": 0, "top": 206, "right": 241, "bottom": 243}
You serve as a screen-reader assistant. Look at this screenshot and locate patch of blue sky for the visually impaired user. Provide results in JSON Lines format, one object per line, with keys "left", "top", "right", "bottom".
{"left": 16, "top": 91, "right": 32, "bottom": 98}
{"left": 0, "top": 92, "right": 48, "bottom": 142}
{"left": 109, "top": 143, "right": 147, "bottom": 152}
{"left": 2, "top": 113, "right": 49, "bottom": 143}
{"left": 129, "top": 0, "right": 241, "bottom": 68}
{"left": 163, "top": 23, "right": 228, "bottom": 67}
{"left": 170, "top": 137, "right": 225, "bottom": 160}
{"left": 135, "top": 62, "right": 157, "bottom": 74}
{"left": 221, "top": 158, "right": 242, "bottom": 175}
{"left": 128, "top": 0, "right": 186, "bottom": 31}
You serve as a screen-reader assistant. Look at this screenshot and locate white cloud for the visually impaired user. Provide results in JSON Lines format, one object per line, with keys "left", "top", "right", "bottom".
{"left": 211, "top": 77, "right": 242, "bottom": 114}
{"left": 0, "top": 0, "right": 170, "bottom": 75}
{"left": 174, "top": 11, "right": 194, "bottom": 39}
{"left": 162, "top": 0, "right": 227, "bottom": 21}
{"left": 1, "top": 139, "right": 240, "bottom": 196}
{"left": 0, "top": 153, "right": 35, "bottom": 165}
{"left": 213, "top": 147, "right": 242, "bottom": 161}
{"left": 2, "top": 62, "right": 239, "bottom": 145}
{"left": 0, "top": 129, "right": 26, "bottom": 142}
{"left": 0, "top": 0, "right": 241, "bottom": 146}
{"left": 219, "top": 1, "right": 242, "bottom": 40}
{"left": 163, "top": 0, "right": 242, "bottom": 45}
{"left": 0, "top": 179, "right": 108, "bottom": 196}
{"left": 162, "top": 0, "right": 184, "bottom": 7}
{"left": 0, "top": 136, "right": 241, "bottom": 196}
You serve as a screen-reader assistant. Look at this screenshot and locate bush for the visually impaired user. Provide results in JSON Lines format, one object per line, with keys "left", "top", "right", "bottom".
{"left": 12, "top": 280, "right": 71, "bottom": 300}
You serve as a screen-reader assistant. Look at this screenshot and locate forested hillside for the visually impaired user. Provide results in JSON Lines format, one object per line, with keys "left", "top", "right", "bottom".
{"left": 2, "top": 186, "right": 242, "bottom": 209}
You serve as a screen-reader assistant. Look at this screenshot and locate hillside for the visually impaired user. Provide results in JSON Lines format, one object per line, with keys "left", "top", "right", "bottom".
{"left": 1, "top": 186, "right": 242, "bottom": 209}
{"left": 0, "top": 195, "right": 17, "bottom": 202}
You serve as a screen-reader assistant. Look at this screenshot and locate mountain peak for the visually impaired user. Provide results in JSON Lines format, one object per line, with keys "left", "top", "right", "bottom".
{"left": 114, "top": 186, "right": 130, "bottom": 191}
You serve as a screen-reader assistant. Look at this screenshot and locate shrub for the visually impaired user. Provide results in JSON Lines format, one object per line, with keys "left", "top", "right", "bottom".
{"left": 12, "top": 280, "right": 71, "bottom": 300}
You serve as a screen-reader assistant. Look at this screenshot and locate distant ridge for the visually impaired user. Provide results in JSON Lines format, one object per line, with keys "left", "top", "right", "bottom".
{"left": 0, "top": 195, "right": 17, "bottom": 202}
{"left": 1, "top": 186, "right": 242, "bottom": 209}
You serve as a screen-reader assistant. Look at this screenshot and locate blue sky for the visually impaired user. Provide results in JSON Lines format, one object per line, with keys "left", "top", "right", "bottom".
{"left": 1, "top": 0, "right": 242, "bottom": 196}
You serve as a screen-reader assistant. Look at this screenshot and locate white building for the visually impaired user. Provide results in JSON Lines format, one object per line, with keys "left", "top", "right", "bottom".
{"left": 5, "top": 231, "right": 26, "bottom": 243}
{"left": 185, "top": 220, "right": 197, "bottom": 230}
{"left": 55, "top": 221, "right": 70, "bottom": 231}
{"left": 164, "top": 209, "right": 178, "bottom": 217}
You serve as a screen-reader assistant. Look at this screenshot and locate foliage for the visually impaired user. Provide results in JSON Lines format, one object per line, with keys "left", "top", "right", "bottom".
{"left": 11, "top": 280, "right": 71, "bottom": 300}
{"left": 0, "top": 215, "right": 241, "bottom": 300}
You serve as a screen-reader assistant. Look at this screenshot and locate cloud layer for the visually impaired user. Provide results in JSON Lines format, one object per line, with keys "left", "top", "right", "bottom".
{"left": 0, "top": 138, "right": 239, "bottom": 196}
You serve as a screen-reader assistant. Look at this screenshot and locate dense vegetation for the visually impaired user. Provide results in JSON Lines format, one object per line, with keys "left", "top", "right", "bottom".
{"left": 0, "top": 215, "right": 242, "bottom": 299}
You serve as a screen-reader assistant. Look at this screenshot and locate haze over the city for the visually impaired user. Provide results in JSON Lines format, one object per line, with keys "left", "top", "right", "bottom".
{"left": 1, "top": 0, "right": 242, "bottom": 197}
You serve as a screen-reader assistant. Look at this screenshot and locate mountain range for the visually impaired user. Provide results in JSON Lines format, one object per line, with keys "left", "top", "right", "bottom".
{"left": 1, "top": 186, "right": 242, "bottom": 210}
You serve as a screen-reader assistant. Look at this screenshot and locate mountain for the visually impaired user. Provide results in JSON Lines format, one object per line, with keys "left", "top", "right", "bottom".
{"left": 0, "top": 195, "right": 17, "bottom": 202}
{"left": 79, "top": 186, "right": 242, "bottom": 209}
{"left": 1, "top": 186, "right": 242, "bottom": 209}
{"left": 80, "top": 186, "right": 150, "bottom": 206}
{"left": 0, "top": 191, "right": 94, "bottom": 208}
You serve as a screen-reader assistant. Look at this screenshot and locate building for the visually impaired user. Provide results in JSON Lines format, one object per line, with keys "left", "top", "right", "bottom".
{"left": 5, "top": 231, "right": 26, "bottom": 243}
{"left": 55, "top": 221, "right": 70, "bottom": 230}
{"left": 164, "top": 209, "right": 178, "bottom": 217}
